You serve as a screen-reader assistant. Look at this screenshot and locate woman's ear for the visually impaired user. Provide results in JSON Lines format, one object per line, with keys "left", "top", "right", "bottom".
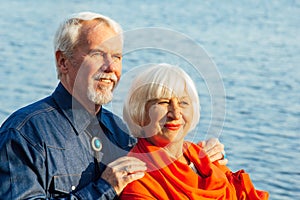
{"left": 55, "top": 50, "right": 68, "bottom": 74}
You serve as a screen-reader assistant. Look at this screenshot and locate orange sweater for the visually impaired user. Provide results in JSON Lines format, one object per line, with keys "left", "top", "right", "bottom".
{"left": 120, "top": 138, "right": 269, "bottom": 200}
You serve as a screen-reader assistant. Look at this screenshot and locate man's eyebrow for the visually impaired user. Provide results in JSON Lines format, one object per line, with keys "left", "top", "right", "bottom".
{"left": 88, "top": 48, "right": 122, "bottom": 55}
{"left": 88, "top": 48, "right": 105, "bottom": 54}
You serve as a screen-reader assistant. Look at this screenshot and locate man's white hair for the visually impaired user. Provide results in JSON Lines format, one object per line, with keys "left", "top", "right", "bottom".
{"left": 53, "top": 11, "right": 123, "bottom": 78}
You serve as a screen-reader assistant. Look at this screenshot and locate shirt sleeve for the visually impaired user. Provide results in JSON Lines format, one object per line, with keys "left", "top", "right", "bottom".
{"left": 73, "top": 178, "right": 117, "bottom": 200}
{"left": 0, "top": 128, "right": 48, "bottom": 199}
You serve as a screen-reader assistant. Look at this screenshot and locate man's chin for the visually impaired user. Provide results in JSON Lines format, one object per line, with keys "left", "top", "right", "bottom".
{"left": 87, "top": 89, "right": 113, "bottom": 105}
{"left": 95, "top": 93, "right": 113, "bottom": 105}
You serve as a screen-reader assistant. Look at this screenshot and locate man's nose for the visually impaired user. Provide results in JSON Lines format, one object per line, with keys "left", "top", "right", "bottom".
{"left": 102, "top": 54, "right": 116, "bottom": 72}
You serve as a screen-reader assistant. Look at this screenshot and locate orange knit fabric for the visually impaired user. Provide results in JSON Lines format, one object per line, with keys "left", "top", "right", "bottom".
{"left": 120, "top": 138, "right": 269, "bottom": 200}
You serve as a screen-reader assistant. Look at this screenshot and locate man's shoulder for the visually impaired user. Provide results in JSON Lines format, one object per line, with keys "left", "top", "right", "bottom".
{"left": 101, "top": 106, "right": 121, "bottom": 117}
{"left": 0, "top": 95, "right": 57, "bottom": 131}
{"left": 100, "top": 107, "right": 136, "bottom": 149}
{"left": 101, "top": 107, "right": 126, "bottom": 128}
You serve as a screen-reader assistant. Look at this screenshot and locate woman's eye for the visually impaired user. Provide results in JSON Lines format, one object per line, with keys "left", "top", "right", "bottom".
{"left": 157, "top": 100, "right": 169, "bottom": 105}
{"left": 179, "top": 101, "right": 189, "bottom": 106}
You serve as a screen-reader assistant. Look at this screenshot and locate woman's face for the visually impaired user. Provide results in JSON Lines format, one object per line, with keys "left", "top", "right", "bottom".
{"left": 142, "top": 91, "right": 194, "bottom": 147}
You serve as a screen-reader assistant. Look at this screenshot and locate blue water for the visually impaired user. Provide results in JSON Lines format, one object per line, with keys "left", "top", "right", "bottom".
{"left": 0, "top": 1, "right": 299, "bottom": 199}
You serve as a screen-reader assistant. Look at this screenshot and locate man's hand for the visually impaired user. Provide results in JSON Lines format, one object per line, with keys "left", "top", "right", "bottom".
{"left": 198, "top": 138, "right": 228, "bottom": 165}
{"left": 101, "top": 156, "right": 147, "bottom": 195}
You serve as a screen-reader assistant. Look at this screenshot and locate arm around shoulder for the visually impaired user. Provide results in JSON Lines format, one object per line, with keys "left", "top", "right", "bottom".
{"left": 0, "top": 128, "right": 119, "bottom": 200}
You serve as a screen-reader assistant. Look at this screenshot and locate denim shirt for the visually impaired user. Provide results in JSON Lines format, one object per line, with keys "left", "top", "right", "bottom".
{"left": 0, "top": 83, "right": 136, "bottom": 199}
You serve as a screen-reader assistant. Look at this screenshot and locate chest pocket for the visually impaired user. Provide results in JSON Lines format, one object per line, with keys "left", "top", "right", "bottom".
{"left": 50, "top": 172, "right": 93, "bottom": 196}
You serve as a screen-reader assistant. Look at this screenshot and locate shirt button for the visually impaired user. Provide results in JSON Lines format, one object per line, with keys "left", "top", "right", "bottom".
{"left": 71, "top": 185, "right": 76, "bottom": 191}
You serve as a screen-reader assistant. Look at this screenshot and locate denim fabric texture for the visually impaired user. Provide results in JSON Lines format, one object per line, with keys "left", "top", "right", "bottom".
{"left": 0, "top": 83, "right": 136, "bottom": 199}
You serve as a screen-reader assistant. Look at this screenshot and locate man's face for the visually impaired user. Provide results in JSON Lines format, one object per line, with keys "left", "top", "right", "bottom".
{"left": 68, "top": 21, "right": 123, "bottom": 107}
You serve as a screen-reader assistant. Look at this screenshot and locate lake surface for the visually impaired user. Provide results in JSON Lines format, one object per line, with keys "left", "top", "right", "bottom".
{"left": 1, "top": 1, "right": 299, "bottom": 199}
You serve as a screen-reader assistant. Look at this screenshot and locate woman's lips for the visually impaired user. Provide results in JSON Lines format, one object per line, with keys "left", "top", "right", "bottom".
{"left": 164, "top": 123, "right": 181, "bottom": 131}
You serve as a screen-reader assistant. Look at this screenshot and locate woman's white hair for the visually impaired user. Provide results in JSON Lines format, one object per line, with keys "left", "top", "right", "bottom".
{"left": 123, "top": 63, "right": 200, "bottom": 137}
{"left": 53, "top": 11, "right": 123, "bottom": 78}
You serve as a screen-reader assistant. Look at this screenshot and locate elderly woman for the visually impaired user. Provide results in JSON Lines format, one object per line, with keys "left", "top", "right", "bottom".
{"left": 120, "top": 63, "right": 268, "bottom": 199}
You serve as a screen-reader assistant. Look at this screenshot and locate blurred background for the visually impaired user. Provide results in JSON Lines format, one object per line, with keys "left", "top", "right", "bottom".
{"left": 0, "top": 1, "right": 299, "bottom": 199}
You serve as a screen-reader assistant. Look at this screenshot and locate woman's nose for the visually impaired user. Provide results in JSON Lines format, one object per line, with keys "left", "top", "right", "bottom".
{"left": 167, "top": 102, "right": 181, "bottom": 119}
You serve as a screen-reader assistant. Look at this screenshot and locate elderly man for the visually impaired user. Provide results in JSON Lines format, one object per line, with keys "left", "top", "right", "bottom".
{"left": 0, "top": 12, "right": 226, "bottom": 199}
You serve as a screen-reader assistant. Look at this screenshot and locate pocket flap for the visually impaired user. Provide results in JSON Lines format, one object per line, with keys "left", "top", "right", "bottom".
{"left": 53, "top": 174, "right": 81, "bottom": 193}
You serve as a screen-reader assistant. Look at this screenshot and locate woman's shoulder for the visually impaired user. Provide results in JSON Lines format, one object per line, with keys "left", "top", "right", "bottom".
{"left": 120, "top": 173, "right": 162, "bottom": 200}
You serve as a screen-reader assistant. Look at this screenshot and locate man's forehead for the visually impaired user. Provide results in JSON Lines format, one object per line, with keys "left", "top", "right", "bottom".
{"left": 92, "top": 37, "right": 123, "bottom": 53}
{"left": 81, "top": 22, "right": 123, "bottom": 52}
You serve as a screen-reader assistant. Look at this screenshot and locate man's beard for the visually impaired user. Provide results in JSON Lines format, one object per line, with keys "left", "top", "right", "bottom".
{"left": 87, "top": 72, "right": 118, "bottom": 105}
{"left": 87, "top": 83, "right": 114, "bottom": 105}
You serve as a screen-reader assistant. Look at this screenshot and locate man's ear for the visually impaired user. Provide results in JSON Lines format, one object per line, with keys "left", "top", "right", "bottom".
{"left": 55, "top": 51, "right": 68, "bottom": 74}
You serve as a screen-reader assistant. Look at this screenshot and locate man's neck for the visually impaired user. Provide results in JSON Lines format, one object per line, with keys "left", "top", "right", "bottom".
{"left": 60, "top": 81, "right": 101, "bottom": 115}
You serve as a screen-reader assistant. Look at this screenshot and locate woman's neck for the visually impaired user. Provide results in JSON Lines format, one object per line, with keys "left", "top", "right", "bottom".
{"left": 164, "top": 140, "right": 185, "bottom": 160}
{"left": 144, "top": 138, "right": 189, "bottom": 164}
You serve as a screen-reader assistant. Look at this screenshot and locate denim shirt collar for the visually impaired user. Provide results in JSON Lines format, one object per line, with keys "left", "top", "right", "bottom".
{"left": 51, "top": 83, "right": 104, "bottom": 135}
